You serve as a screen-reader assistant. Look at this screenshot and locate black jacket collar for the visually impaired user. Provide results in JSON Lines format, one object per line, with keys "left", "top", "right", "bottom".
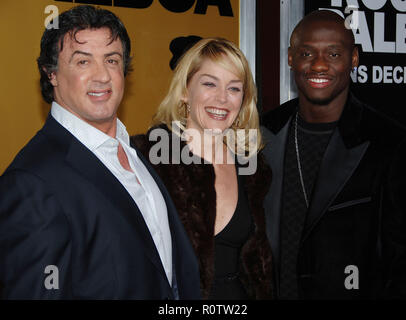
{"left": 261, "top": 93, "right": 367, "bottom": 149}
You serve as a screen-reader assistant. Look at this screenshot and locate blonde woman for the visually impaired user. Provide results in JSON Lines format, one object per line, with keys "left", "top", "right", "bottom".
{"left": 132, "top": 38, "right": 273, "bottom": 299}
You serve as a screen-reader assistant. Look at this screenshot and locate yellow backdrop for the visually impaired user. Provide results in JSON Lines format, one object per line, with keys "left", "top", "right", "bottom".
{"left": 0, "top": 0, "right": 239, "bottom": 173}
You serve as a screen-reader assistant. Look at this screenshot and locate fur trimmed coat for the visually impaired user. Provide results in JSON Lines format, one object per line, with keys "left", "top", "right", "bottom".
{"left": 131, "top": 126, "right": 273, "bottom": 299}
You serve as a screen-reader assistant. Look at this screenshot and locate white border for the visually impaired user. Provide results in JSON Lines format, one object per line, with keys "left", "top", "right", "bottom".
{"left": 240, "top": 0, "right": 256, "bottom": 82}
{"left": 280, "top": 0, "right": 304, "bottom": 104}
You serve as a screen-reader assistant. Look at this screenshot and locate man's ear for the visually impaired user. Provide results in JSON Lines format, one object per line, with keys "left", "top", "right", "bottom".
{"left": 44, "top": 68, "right": 57, "bottom": 86}
{"left": 288, "top": 47, "right": 293, "bottom": 68}
{"left": 352, "top": 45, "right": 359, "bottom": 69}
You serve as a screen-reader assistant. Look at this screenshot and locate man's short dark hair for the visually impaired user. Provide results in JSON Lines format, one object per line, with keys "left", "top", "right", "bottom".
{"left": 37, "top": 5, "right": 132, "bottom": 104}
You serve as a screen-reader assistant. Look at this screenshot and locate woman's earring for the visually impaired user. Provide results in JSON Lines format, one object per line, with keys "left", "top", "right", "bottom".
{"left": 181, "top": 101, "right": 190, "bottom": 118}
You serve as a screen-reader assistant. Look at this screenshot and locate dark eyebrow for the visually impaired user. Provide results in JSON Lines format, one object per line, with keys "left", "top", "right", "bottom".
{"left": 105, "top": 51, "right": 123, "bottom": 59}
{"left": 69, "top": 50, "right": 91, "bottom": 62}
{"left": 200, "top": 73, "right": 242, "bottom": 84}
{"left": 69, "top": 51, "right": 123, "bottom": 63}
{"left": 326, "top": 44, "right": 344, "bottom": 50}
{"left": 298, "top": 44, "right": 344, "bottom": 50}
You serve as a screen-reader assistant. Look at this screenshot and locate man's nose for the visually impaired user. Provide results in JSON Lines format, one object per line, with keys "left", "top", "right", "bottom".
{"left": 93, "top": 61, "right": 111, "bottom": 83}
{"left": 311, "top": 55, "right": 329, "bottom": 73}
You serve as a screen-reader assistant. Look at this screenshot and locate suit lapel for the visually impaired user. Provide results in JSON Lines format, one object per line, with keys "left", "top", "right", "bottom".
{"left": 262, "top": 99, "right": 298, "bottom": 295}
{"left": 301, "top": 94, "right": 370, "bottom": 241}
{"left": 262, "top": 119, "right": 291, "bottom": 294}
{"left": 135, "top": 145, "right": 198, "bottom": 295}
{"left": 62, "top": 126, "right": 168, "bottom": 282}
{"left": 301, "top": 129, "right": 370, "bottom": 241}
{"left": 136, "top": 148, "right": 193, "bottom": 252}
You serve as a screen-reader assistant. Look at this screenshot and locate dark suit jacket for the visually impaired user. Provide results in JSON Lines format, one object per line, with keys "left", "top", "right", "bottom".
{"left": 0, "top": 115, "right": 201, "bottom": 299}
{"left": 261, "top": 94, "right": 406, "bottom": 299}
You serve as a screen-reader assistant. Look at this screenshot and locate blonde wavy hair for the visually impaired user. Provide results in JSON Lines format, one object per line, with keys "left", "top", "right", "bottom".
{"left": 153, "top": 37, "right": 263, "bottom": 155}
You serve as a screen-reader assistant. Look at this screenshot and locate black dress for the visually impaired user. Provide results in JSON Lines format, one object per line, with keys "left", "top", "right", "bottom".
{"left": 209, "top": 174, "right": 254, "bottom": 300}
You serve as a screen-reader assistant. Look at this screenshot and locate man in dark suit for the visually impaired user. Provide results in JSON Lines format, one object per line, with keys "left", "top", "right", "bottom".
{"left": 261, "top": 10, "right": 406, "bottom": 299}
{"left": 0, "top": 5, "right": 200, "bottom": 299}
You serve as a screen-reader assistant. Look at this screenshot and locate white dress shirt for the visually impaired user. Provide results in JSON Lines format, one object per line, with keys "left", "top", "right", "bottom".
{"left": 51, "top": 102, "right": 173, "bottom": 285}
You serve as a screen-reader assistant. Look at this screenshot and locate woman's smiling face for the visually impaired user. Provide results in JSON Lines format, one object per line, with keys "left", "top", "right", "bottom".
{"left": 185, "top": 57, "right": 244, "bottom": 134}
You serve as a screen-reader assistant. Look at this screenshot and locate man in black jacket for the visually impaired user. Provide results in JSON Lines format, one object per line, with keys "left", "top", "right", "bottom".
{"left": 261, "top": 10, "right": 406, "bottom": 299}
{"left": 0, "top": 5, "right": 200, "bottom": 299}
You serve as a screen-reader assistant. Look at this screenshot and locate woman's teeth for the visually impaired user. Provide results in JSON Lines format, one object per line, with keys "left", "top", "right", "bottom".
{"left": 206, "top": 107, "right": 228, "bottom": 116}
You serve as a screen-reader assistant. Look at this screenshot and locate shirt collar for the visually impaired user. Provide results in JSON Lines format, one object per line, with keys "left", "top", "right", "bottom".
{"left": 50, "top": 101, "right": 130, "bottom": 151}
{"left": 116, "top": 118, "right": 130, "bottom": 146}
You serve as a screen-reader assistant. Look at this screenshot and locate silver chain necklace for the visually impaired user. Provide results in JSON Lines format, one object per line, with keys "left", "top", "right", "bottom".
{"left": 294, "top": 112, "right": 309, "bottom": 208}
